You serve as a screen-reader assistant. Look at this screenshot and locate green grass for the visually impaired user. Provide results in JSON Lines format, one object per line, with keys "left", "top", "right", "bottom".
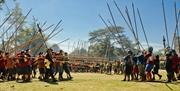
{"left": 0, "top": 70, "right": 180, "bottom": 91}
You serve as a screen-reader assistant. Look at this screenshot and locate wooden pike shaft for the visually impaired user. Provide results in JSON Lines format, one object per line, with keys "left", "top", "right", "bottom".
{"left": 37, "top": 24, "right": 49, "bottom": 49}
{"left": 4, "top": 9, "right": 32, "bottom": 51}
{"left": 125, "top": 6, "right": 144, "bottom": 50}
{"left": 137, "top": 8, "right": 149, "bottom": 48}
{"left": 171, "top": 7, "right": 180, "bottom": 50}
{"left": 43, "top": 24, "right": 54, "bottom": 32}
{"left": 9, "top": 23, "right": 54, "bottom": 52}
{"left": 0, "top": 11, "right": 13, "bottom": 29}
{"left": 99, "top": 14, "right": 126, "bottom": 54}
{"left": 32, "top": 21, "right": 62, "bottom": 55}
{"left": 48, "top": 28, "right": 63, "bottom": 39}
{"left": 113, "top": 0, "right": 144, "bottom": 50}
{"left": 107, "top": 2, "right": 128, "bottom": 54}
{"left": 132, "top": 3, "right": 140, "bottom": 50}
{"left": 162, "top": 0, "right": 170, "bottom": 47}
{"left": 174, "top": 2, "right": 180, "bottom": 52}
{"left": 125, "top": 6, "right": 138, "bottom": 43}
{"left": 56, "top": 38, "right": 70, "bottom": 45}
{"left": 1, "top": 13, "right": 23, "bottom": 37}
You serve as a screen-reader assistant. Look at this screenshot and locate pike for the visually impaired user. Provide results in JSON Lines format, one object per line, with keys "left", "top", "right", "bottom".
{"left": 113, "top": 0, "right": 144, "bottom": 50}
{"left": 163, "top": 35, "right": 166, "bottom": 49}
{"left": 137, "top": 8, "right": 149, "bottom": 48}
{"left": 46, "top": 20, "right": 62, "bottom": 38}
{"left": 56, "top": 38, "right": 70, "bottom": 45}
{"left": 4, "top": 9, "right": 32, "bottom": 51}
{"left": 125, "top": 6, "right": 138, "bottom": 45}
{"left": 1, "top": 28, "right": 5, "bottom": 51}
{"left": 77, "top": 40, "right": 80, "bottom": 55}
{"left": 43, "top": 24, "right": 54, "bottom": 32}
{"left": 72, "top": 41, "right": 76, "bottom": 56}
{"left": 162, "top": 0, "right": 170, "bottom": 47}
{"left": 10, "top": 23, "right": 55, "bottom": 52}
{"left": 173, "top": 1, "right": 180, "bottom": 52}
{"left": 48, "top": 28, "right": 63, "bottom": 40}
{"left": 41, "top": 21, "right": 47, "bottom": 28}
{"left": 107, "top": 2, "right": 127, "bottom": 51}
{"left": 125, "top": 6, "right": 144, "bottom": 50}
{"left": 1, "top": 13, "right": 23, "bottom": 37}
{"left": 37, "top": 24, "right": 54, "bottom": 62}
{"left": 132, "top": 3, "right": 140, "bottom": 50}
{"left": 0, "top": 11, "right": 13, "bottom": 29}
{"left": 37, "top": 24, "right": 48, "bottom": 49}
{"left": 106, "top": 2, "right": 129, "bottom": 54}
{"left": 33, "top": 21, "right": 62, "bottom": 55}
{"left": 99, "top": 14, "right": 126, "bottom": 54}
{"left": 171, "top": 10, "right": 180, "bottom": 49}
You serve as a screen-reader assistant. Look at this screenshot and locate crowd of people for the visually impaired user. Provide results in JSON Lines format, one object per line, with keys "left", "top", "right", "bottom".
{"left": 72, "top": 46, "right": 180, "bottom": 83}
{"left": 122, "top": 47, "right": 180, "bottom": 82}
{"left": 0, "top": 46, "right": 179, "bottom": 83}
{"left": 0, "top": 49, "right": 72, "bottom": 82}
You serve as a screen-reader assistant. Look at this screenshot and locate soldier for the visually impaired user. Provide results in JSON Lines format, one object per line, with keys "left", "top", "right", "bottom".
{"left": 53, "top": 52, "right": 60, "bottom": 77}
{"left": 113, "top": 61, "right": 118, "bottom": 74}
{"left": 24, "top": 49, "right": 32, "bottom": 82}
{"left": 123, "top": 50, "right": 134, "bottom": 81}
{"left": 100, "top": 62, "right": 105, "bottom": 74}
{"left": 5, "top": 52, "right": 15, "bottom": 81}
{"left": 58, "top": 50, "right": 64, "bottom": 80}
{"left": 36, "top": 52, "right": 45, "bottom": 80}
{"left": 152, "top": 55, "right": 162, "bottom": 80}
{"left": 63, "top": 52, "right": 72, "bottom": 79}
{"left": 145, "top": 47, "right": 155, "bottom": 81}
{"left": 132, "top": 56, "right": 139, "bottom": 80}
{"left": 136, "top": 51, "right": 146, "bottom": 81}
{"left": 107, "top": 62, "right": 112, "bottom": 75}
{"left": 165, "top": 51, "right": 173, "bottom": 82}
{"left": 16, "top": 50, "right": 29, "bottom": 82}
{"left": 171, "top": 50, "right": 179, "bottom": 81}
{"left": 44, "top": 49, "right": 57, "bottom": 82}
{"left": 0, "top": 50, "right": 6, "bottom": 81}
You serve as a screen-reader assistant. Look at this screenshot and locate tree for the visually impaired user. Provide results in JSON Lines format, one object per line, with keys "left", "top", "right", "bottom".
{"left": 4, "top": 2, "right": 26, "bottom": 53}
{"left": 88, "top": 26, "right": 134, "bottom": 60}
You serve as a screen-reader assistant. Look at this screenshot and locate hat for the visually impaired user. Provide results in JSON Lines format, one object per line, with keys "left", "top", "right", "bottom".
{"left": 148, "top": 47, "right": 153, "bottom": 52}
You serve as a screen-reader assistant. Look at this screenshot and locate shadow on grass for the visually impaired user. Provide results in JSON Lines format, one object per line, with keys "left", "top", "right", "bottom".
{"left": 45, "top": 81, "right": 58, "bottom": 85}
{"left": 165, "top": 83, "right": 173, "bottom": 91}
{"left": 0, "top": 80, "right": 5, "bottom": 83}
{"left": 59, "top": 78, "right": 74, "bottom": 82}
{"left": 127, "top": 80, "right": 179, "bottom": 90}
{"left": 134, "top": 80, "right": 180, "bottom": 84}
{"left": 42, "top": 78, "right": 73, "bottom": 85}
{"left": 16, "top": 80, "right": 33, "bottom": 83}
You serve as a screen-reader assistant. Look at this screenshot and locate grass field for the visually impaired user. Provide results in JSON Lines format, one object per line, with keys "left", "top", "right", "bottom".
{"left": 0, "top": 70, "right": 179, "bottom": 91}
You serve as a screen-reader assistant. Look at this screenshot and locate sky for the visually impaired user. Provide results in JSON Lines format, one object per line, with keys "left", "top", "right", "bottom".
{"left": 1, "top": 0, "right": 180, "bottom": 53}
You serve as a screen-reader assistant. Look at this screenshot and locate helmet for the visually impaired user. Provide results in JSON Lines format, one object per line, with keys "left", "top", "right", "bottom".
{"left": 171, "top": 49, "right": 176, "bottom": 54}
{"left": 39, "top": 52, "right": 43, "bottom": 55}
{"left": 127, "top": 50, "right": 133, "bottom": 55}
{"left": 148, "top": 46, "right": 153, "bottom": 52}
{"left": 20, "top": 50, "right": 25, "bottom": 54}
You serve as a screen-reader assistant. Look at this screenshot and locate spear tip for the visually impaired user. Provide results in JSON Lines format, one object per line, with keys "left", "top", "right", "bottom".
{"left": 37, "top": 24, "right": 42, "bottom": 32}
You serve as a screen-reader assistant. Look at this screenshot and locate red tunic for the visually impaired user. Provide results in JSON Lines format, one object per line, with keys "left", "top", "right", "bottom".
{"left": 0, "top": 55, "right": 6, "bottom": 68}
{"left": 172, "top": 54, "right": 179, "bottom": 73}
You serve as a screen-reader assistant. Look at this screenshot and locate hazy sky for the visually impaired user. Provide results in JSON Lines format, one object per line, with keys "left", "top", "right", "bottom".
{"left": 1, "top": 0, "right": 180, "bottom": 52}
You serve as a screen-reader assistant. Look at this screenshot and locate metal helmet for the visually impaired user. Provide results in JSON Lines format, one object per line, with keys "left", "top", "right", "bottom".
{"left": 148, "top": 46, "right": 153, "bottom": 52}
{"left": 127, "top": 49, "right": 133, "bottom": 55}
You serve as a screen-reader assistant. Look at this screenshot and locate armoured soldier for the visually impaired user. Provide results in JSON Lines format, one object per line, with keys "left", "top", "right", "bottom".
{"left": 63, "top": 52, "right": 72, "bottom": 79}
